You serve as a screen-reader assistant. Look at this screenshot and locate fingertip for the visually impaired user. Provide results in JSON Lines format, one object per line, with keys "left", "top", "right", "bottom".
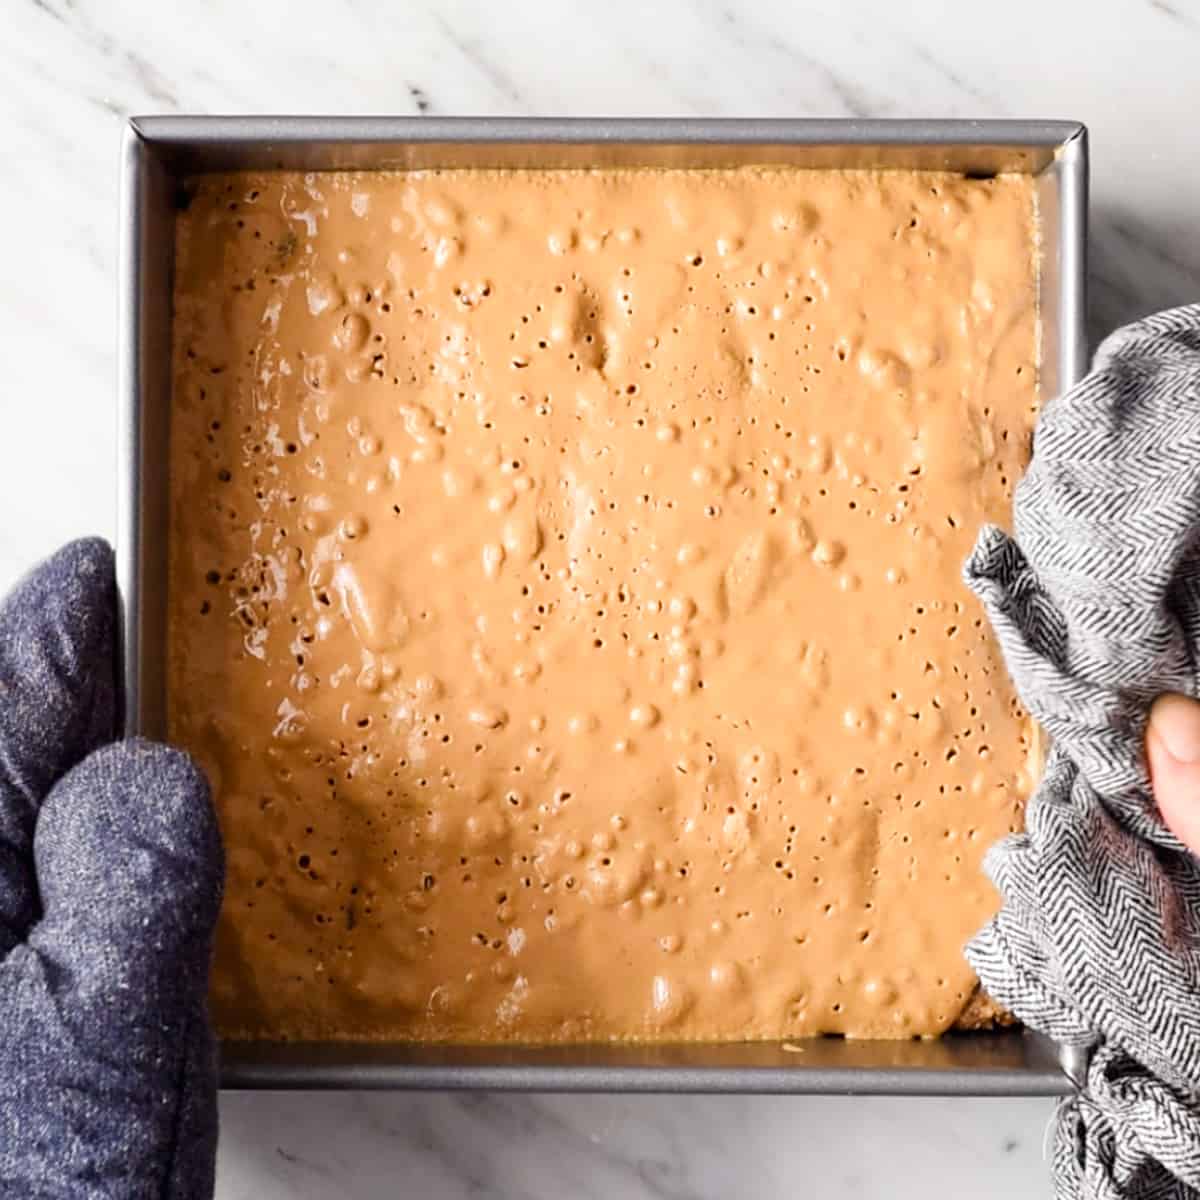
{"left": 1146, "top": 701, "right": 1200, "bottom": 857}
{"left": 1149, "top": 693, "right": 1200, "bottom": 762}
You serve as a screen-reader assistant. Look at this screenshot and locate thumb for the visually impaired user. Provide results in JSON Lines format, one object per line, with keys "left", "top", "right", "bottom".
{"left": 30, "top": 739, "right": 224, "bottom": 1026}
{"left": 1146, "top": 693, "right": 1200, "bottom": 856}
{"left": 0, "top": 741, "right": 223, "bottom": 1197}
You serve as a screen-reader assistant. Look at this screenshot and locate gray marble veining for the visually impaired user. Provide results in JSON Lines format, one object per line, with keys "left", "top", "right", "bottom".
{"left": 217, "top": 1092, "right": 1054, "bottom": 1198}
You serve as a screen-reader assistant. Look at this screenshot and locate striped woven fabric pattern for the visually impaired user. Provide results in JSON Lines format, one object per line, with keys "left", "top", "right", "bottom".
{"left": 964, "top": 304, "right": 1200, "bottom": 1199}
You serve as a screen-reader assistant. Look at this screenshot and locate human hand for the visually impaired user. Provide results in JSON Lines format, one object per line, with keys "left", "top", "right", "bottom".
{"left": 0, "top": 540, "right": 223, "bottom": 1199}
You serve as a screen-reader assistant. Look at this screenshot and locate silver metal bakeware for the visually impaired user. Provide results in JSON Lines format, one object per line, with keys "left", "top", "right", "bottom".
{"left": 118, "top": 116, "right": 1087, "bottom": 1094}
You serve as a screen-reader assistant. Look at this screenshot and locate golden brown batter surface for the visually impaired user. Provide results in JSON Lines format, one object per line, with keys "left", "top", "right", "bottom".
{"left": 169, "top": 167, "right": 1038, "bottom": 1042}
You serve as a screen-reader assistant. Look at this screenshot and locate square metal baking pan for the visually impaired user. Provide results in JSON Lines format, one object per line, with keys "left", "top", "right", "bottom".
{"left": 117, "top": 116, "right": 1087, "bottom": 1095}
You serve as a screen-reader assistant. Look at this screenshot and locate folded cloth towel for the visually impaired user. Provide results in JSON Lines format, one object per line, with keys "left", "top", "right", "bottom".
{"left": 965, "top": 304, "right": 1200, "bottom": 1198}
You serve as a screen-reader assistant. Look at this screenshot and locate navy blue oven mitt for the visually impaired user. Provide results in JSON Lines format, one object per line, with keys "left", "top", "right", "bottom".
{"left": 0, "top": 539, "right": 223, "bottom": 1199}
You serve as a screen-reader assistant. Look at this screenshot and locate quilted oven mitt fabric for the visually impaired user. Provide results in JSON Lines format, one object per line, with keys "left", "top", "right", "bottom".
{"left": 964, "top": 304, "right": 1200, "bottom": 1198}
{"left": 0, "top": 539, "right": 223, "bottom": 1199}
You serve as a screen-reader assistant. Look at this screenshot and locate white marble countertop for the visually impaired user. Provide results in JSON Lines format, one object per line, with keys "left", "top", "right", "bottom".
{"left": 3, "top": 0, "right": 1198, "bottom": 1195}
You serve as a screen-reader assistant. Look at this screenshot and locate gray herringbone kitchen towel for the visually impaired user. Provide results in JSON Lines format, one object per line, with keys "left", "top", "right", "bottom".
{"left": 964, "top": 304, "right": 1200, "bottom": 1199}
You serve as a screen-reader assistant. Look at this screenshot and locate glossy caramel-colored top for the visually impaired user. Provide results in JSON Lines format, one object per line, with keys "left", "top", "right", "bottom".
{"left": 169, "top": 166, "right": 1038, "bottom": 1041}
